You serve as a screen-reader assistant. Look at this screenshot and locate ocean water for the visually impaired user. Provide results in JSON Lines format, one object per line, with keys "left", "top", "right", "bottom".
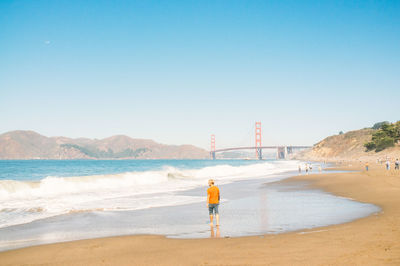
{"left": 0, "top": 159, "right": 380, "bottom": 251}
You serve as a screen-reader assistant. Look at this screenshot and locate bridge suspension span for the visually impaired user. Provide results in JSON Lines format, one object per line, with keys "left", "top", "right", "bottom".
{"left": 210, "top": 122, "right": 311, "bottom": 160}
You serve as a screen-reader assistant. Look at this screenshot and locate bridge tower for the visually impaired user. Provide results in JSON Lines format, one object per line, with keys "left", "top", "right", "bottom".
{"left": 277, "top": 146, "right": 287, "bottom": 159}
{"left": 210, "top": 134, "right": 216, "bottom": 160}
{"left": 255, "top": 122, "right": 262, "bottom": 160}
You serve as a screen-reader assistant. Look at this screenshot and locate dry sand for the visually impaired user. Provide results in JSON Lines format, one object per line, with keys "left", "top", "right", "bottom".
{"left": 1, "top": 163, "right": 399, "bottom": 265}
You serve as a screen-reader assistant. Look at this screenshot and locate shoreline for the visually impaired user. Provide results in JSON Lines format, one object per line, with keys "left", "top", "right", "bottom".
{"left": 1, "top": 163, "right": 399, "bottom": 265}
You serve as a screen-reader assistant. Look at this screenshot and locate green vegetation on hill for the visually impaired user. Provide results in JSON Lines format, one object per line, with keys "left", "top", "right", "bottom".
{"left": 364, "top": 121, "right": 400, "bottom": 152}
{"left": 60, "top": 144, "right": 148, "bottom": 158}
{"left": 372, "top": 121, "right": 390, "bottom": 130}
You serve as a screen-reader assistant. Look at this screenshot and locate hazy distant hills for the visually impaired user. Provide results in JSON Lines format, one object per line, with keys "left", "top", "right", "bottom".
{"left": 0, "top": 131, "right": 209, "bottom": 159}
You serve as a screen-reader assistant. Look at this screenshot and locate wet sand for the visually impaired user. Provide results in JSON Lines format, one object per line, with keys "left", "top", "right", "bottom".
{"left": 1, "top": 163, "right": 400, "bottom": 265}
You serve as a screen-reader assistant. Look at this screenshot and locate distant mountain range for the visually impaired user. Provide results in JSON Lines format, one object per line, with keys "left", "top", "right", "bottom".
{"left": 0, "top": 131, "right": 209, "bottom": 159}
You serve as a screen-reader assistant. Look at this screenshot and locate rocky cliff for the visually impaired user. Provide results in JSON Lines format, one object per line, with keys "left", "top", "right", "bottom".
{"left": 295, "top": 128, "right": 400, "bottom": 161}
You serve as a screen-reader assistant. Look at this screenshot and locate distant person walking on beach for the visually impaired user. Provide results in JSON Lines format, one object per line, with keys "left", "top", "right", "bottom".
{"left": 298, "top": 165, "right": 301, "bottom": 174}
{"left": 207, "top": 179, "right": 220, "bottom": 226}
{"left": 305, "top": 164, "right": 309, "bottom": 174}
{"left": 395, "top": 159, "right": 399, "bottom": 170}
{"left": 386, "top": 160, "right": 390, "bottom": 170}
{"left": 365, "top": 162, "right": 369, "bottom": 171}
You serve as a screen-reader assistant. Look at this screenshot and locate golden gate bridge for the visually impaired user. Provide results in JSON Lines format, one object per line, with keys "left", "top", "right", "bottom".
{"left": 210, "top": 122, "right": 311, "bottom": 160}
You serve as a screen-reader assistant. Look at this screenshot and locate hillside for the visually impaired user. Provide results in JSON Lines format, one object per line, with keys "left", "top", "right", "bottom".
{"left": 296, "top": 128, "right": 400, "bottom": 161}
{"left": 0, "top": 131, "right": 209, "bottom": 159}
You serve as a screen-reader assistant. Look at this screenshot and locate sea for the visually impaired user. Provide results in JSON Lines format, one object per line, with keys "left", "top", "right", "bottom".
{"left": 0, "top": 159, "right": 380, "bottom": 251}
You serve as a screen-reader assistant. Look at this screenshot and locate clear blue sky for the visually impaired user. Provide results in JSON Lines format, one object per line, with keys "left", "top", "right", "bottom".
{"left": 1, "top": 0, "right": 399, "bottom": 149}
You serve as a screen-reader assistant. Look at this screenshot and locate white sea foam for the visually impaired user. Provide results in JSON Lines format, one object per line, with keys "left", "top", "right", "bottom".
{"left": 0, "top": 160, "right": 299, "bottom": 228}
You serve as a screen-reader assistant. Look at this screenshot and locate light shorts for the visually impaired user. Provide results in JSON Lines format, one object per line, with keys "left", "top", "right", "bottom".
{"left": 208, "top": 203, "right": 219, "bottom": 215}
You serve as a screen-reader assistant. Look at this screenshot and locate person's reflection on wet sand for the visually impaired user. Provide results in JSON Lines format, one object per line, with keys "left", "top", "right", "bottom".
{"left": 210, "top": 225, "right": 220, "bottom": 238}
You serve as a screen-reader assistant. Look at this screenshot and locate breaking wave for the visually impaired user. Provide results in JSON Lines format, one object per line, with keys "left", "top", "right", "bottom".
{"left": 0, "top": 160, "right": 299, "bottom": 228}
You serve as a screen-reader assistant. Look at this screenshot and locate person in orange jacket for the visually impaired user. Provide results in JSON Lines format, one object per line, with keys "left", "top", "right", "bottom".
{"left": 207, "top": 179, "right": 220, "bottom": 226}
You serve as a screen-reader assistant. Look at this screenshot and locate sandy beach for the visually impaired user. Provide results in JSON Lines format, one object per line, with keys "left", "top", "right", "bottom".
{"left": 1, "top": 163, "right": 399, "bottom": 265}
